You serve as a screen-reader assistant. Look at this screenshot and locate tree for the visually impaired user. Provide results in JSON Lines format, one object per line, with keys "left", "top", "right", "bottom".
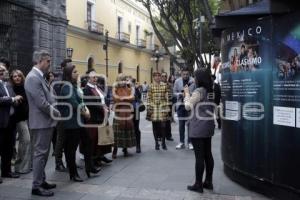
{"left": 138, "top": 0, "right": 220, "bottom": 71}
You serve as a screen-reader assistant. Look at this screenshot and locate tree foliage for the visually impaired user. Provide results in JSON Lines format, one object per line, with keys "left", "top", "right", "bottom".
{"left": 138, "top": 0, "right": 220, "bottom": 71}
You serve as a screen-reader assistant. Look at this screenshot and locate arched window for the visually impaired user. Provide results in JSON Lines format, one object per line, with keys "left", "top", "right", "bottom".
{"left": 87, "top": 57, "right": 94, "bottom": 73}
{"left": 136, "top": 65, "right": 140, "bottom": 82}
{"left": 118, "top": 61, "right": 123, "bottom": 74}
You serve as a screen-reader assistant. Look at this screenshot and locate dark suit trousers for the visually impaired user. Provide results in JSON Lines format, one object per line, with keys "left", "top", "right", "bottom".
{"left": 0, "top": 118, "right": 16, "bottom": 175}
{"left": 31, "top": 128, "right": 53, "bottom": 189}
{"left": 54, "top": 122, "right": 66, "bottom": 165}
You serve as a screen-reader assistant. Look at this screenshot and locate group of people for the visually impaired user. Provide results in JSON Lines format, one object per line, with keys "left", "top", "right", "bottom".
{"left": 0, "top": 50, "right": 222, "bottom": 196}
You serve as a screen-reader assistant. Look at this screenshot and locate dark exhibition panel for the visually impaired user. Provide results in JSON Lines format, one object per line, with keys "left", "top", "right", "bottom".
{"left": 220, "top": 4, "right": 300, "bottom": 199}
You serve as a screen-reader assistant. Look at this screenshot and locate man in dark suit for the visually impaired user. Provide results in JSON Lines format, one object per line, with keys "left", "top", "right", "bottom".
{"left": 0, "top": 64, "right": 23, "bottom": 183}
{"left": 25, "top": 51, "right": 61, "bottom": 197}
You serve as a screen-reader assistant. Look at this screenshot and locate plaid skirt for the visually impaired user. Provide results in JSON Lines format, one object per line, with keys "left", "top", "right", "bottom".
{"left": 113, "top": 119, "right": 136, "bottom": 148}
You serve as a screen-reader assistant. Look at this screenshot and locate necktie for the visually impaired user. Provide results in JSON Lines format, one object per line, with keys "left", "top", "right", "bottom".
{"left": 3, "top": 82, "right": 15, "bottom": 116}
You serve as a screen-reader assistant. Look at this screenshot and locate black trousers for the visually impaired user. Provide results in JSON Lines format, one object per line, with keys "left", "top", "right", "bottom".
{"left": 64, "top": 128, "right": 92, "bottom": 177}
{"left": 152, "top": 122, "right": 166, "bottom": 144}
{"left": 134, "top": 119, "right": 141, "bottom": 147}
{"left": 0, "top": 119, "right": 16, "bottom": 175}
{"left": 190, "top": 137, "right": 214, "bottom": 184}
{"left": 54, "top": 122, "right": 66, "bottom": 165}
{"left": 165, "top": 120, "right": 172, "bottom": 139}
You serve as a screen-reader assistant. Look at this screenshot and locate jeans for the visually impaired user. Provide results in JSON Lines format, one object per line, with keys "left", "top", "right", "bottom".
{"left": 177, "top": 106, "right": 190, "bottom": 144}
{"left": 190, "top": 137, "right": 214, "bottom": 183}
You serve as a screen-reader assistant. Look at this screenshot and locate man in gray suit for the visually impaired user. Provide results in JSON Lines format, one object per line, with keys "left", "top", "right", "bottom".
{"left": 25, "top": 50, "right": 61, "bottom": 197}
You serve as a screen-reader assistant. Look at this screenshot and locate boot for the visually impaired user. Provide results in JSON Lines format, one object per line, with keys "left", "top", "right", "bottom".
{"left": 112, "top": 147, "right": 117, "bottom": 159}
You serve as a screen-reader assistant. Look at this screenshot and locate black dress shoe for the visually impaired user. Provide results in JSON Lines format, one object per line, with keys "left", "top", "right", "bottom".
{"left": 203, "top": 181, "right": 213, "bottom": 190}
{"left": 162, "top": 144, "right": 168, "bottom": 150}
{"left": 70, "top": 175, "right": 83, "bottom": 182}
{"left": 2, "top": 172, "right": 20, "bottom": 178}
{"left": 32, "top": 188, "right": 54, "bottom": 197}
{"left": 0, "top": 178, "right": 3, "bottom": 184}
{"left": 100, "top": 156, "right": 112, "bottom": 163}
{"left": 41, "top": 182, "right": 56, "bottom": 190}
{"left": 166, "top": 137, "right": 174, "bottom": 141}
{"left": 55, "top": 164, "right": 67, "bottom": 172}
{"left": 86, "top": 167, "right": 101, "bottom": 178}
{"left": 187, "top": 183, "right": 203, "bottom": 193}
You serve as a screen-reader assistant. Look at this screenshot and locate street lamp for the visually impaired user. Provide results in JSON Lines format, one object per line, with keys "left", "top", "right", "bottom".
{"left": 66, "top": 48, "right": 73, "bottom": 59}
{"left": 150, "top": 50, "right": 163, "bottom": 71}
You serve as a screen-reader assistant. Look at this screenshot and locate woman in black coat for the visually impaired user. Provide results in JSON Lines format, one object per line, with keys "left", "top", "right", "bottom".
{"left": 10, "top": 70, "right": 31, "bottom": 174}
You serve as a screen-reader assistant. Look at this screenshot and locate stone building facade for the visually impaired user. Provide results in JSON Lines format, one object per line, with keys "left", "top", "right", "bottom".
{"left": 0, "top": 0, "right": 68, "bottom": 74}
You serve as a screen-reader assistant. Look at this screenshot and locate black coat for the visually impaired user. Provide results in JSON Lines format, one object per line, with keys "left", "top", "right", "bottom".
{"left": 12, "top": 85, "right": 29, "bottom": 123}
{"left": 83, "top": 84, "right": 105, "bottom": 124}
{"left": 0, "top": 81, "right": 16, "bottom": 128}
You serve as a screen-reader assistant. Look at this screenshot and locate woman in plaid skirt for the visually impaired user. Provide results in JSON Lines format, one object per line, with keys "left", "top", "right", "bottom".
{"left": 112, "top": 74, "right": 136, "bottom": 158}
{"left": 146, "top": 72, "right": 171, "bottom": 150}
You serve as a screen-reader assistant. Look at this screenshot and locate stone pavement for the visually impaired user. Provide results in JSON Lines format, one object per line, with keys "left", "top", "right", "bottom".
{"left": 0, "top": 113, "right": 270, "bottom": 200}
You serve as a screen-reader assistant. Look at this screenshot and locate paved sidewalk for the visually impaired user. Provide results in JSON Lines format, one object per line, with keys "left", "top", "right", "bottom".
{"left": 0, "top": 113, "right": 269, "bottom": 200}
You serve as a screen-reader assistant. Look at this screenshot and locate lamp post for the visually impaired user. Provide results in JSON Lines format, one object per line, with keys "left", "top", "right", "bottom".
{"left": 66, "top": 48, "right": 73, "bottom": 59}
{"left": 103, "top": 30, "right": 109, "bottom": 78}
{"left": 150, "top": 50, "right": 163, "bottom": 72}
{"left": 193, "top": 14, "right": 205, "bottom": 68}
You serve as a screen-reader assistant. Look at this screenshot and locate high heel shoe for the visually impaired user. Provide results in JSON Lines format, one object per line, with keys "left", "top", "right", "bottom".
{"left": 86, "top": 167, "right": 101, "bottom": 178}
{"left": 70, "top": 175, "right": 83, "bottom": 182}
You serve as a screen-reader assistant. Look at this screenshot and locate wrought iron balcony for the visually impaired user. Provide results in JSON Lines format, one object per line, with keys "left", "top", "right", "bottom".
{"left": 86, "top": 20, "right": 104, "bottom": 35}
{"left": 137, "top": 39, "right": 146, "bottom": 48}
{"left": 116, "top": 32, "right": 130, "bottom": 43}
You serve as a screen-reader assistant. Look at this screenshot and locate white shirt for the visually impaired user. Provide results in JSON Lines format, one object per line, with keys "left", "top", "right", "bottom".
{"left": 87, "top": 83, "right": 105, "bottom": 103}
{"left": 33, "top": 66, "right": 44, "bottom": 77}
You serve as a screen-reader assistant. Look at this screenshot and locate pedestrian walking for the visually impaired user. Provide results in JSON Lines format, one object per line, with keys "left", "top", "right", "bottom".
{"left": 184, "top": 68, "right": 215, "bottom": 193}
{"left": 24, "top": 50, "right": 60, "bottom": 197}
{"left": 10, "top": 70, "right": 32, "bottom": 174}
{"left": 146, "top": 72, "right": 171, "bottom": 150}
{"left": 112, "top": 74, "right": 136, "bottom": 158}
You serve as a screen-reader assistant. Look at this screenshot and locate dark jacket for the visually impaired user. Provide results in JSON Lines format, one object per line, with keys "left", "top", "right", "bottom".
{"left": 60, "top": 84, "right": 83, "bottom": 129}
{"left": 83, "top": 84, "right": 105, "bottom": 125}
{"left": 12, "top": 84, "right": 29, "bottom": 123}
{"left": 0, "top": 81, "right": 16, "bottom": 128}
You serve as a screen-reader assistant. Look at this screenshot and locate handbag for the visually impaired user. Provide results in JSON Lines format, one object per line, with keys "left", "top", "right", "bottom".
{"left": 98, "top": 125, "right": 114, "bottom": 146}
{"left": 138, "top": 100, "right": 146, "bottom": 112}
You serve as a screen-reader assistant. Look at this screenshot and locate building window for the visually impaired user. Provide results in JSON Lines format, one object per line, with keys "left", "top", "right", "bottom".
{"left": 136, "top": 25, "right": 140, "bottom": 45}
{"left": 118, "top": 17, "right": 122, "bottom": 34}
{"left": 128, "top": 22, "right": 132, "bottom": 34}
{"left": 87, "top": 2, "right": 92, "bottom": 22}
{"left": 136, "top": 65, "right": 140, "bottom": 82}
{"left": 118, "top": 62, "right": 123, "bottom": 74}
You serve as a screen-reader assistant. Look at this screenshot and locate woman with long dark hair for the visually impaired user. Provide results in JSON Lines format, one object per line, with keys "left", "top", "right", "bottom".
{"left": 60, "top": 63, "right": 100, "bottom": 181}
{"left": 184, "top": 68, "right": 215, "bottom": 193}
